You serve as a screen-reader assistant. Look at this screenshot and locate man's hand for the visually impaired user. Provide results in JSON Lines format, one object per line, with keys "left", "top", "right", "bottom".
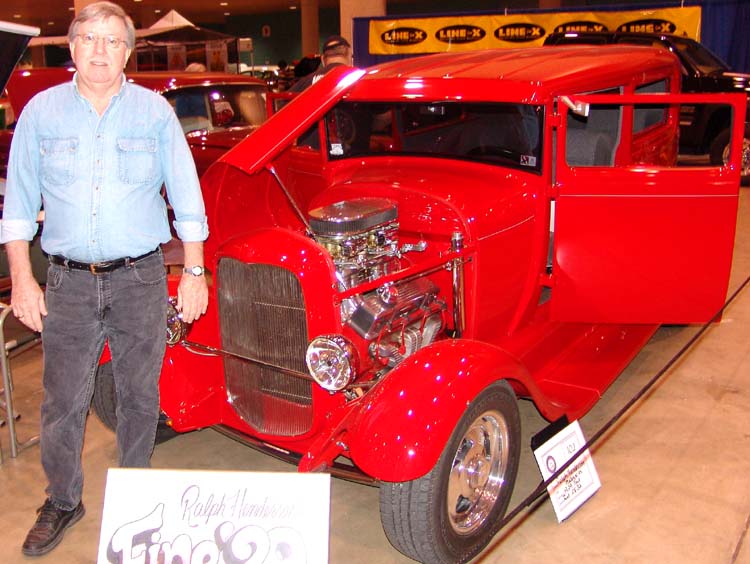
{"left": 176, "top": 272, "right": 208, "bottom": 323}
{"left": 177, "top": 240, "right": 208, "bottom": 323}
{"left": 6, "top": 240, "right": 46, "bottom": 332}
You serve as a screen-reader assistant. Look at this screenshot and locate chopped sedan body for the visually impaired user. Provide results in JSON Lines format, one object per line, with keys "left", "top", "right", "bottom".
{"left": 93, "top": 45, "right": 746, "bottom": 563}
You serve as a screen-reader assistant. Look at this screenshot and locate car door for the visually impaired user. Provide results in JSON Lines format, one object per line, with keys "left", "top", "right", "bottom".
{"left": 550, "top": 90, "right": 746, "bottom": 323}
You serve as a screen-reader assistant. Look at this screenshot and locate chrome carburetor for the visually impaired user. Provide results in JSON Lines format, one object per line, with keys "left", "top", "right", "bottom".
{"left": 308, "top": 198, "right": 444, "bottom": 368}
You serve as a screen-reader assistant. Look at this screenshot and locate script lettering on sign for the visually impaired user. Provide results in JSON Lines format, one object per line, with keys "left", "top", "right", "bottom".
{"left": 98, "top": 469, "right": 330, "bottom": 564}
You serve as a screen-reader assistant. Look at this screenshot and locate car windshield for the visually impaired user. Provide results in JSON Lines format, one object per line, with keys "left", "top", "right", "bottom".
{"left": 165, "top": 84, "right": 267, "bottom": 134}
{"left": 671, "top": 37, "right": 729, "bottom": 74}
{"left": 324, "top": 101, "right": 543, "bottom": 173}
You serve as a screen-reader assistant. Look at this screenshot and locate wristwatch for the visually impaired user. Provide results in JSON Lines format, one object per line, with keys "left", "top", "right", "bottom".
{"left": 183, "top": 265, "right": 206, "bottom": 276}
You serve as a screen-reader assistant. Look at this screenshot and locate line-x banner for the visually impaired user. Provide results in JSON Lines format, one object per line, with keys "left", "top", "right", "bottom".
{"left": 368, "top": 6, "right": 701, "bottom": 55}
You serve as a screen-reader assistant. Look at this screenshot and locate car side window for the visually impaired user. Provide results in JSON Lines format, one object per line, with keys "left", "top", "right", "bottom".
{"left": 566, "top": 88, "right": 621, "bottom": 166}
{"left": 171, "top": 91, "right": 211, "bottom": 134}
{"left": 324, "top": 101, "right": 543, "bottom": 173}
{"left": 633, "top": 79, "right": 668, "bottom": 133}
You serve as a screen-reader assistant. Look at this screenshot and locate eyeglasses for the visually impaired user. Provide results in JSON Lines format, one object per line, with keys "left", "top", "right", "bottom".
{"left": 76, "top": 32, "right": 127, "bottom": 49}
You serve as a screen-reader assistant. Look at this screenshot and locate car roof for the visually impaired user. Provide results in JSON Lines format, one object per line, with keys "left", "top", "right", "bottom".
{"left": 345, "top": 45, "right": 679, "bottom": 103}
{"left": 220, "top": 46, "right": 681, "bottom": 176}
{"left": 126, "top": 71, "right": 266, "bottom": 91}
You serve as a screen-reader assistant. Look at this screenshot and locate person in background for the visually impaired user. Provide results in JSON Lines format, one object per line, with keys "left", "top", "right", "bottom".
{"left": 185, "top": 62, "right": 207, "bottom": 72}
{"left": 276, "top": 59, "right": 295, "bottom": 91}
{"left": 290, "top": 35, "right": 352, "bottom": 93}
{"left": 0, "top": 1, "right": 208, "bottom": 557}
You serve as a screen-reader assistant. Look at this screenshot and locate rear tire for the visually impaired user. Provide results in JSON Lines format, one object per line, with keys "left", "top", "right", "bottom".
{"left": 379, "top": 380, "right": 521, "bottom": 564}
{"left": 92, "top": 361, "right": 178, "bottom": 444}
{"left": 92, "top": 362, "right": 117, "bottom": 432}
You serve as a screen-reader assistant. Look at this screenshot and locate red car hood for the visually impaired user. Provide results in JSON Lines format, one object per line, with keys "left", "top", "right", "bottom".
{"left": 0, "top": 21, "right": 39, "bottom": 93}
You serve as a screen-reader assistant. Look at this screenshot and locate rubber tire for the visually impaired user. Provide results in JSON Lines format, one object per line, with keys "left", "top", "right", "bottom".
{"left": 378, "top": 380, "right": 521, "bottom": 564}
{"left": 709, "top": 127, "right": 750, "bottom": 186}
{"left": 91, "top": 361, "right": 178, "bottom": 444}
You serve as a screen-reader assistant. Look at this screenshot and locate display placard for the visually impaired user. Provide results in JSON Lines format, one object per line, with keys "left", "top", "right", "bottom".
{"left": 533, "top": 419, "right": 601, "bottom": 522}
{"left": 97, "top": 468, "right": 330, "bottom": 563}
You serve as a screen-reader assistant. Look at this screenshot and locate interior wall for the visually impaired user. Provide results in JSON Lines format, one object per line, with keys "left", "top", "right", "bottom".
{"left": 218, "top": 8, "right": 340, "bottom": 68}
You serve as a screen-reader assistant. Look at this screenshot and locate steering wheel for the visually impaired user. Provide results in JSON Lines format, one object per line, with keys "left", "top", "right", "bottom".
{"left": 466, "top": 145, "right": 521, "bottom": 160}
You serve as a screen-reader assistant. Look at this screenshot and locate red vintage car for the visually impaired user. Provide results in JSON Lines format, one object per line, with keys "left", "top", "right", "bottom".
{"left": 93, "top": 45, "right": 745, "bottom": 563}
{"left": 1, "top": 66, "right": 268, "bottom": 179}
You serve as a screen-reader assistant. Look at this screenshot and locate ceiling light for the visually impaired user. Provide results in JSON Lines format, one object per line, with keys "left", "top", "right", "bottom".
{"left": 154, "top": 9, "right": 161, "bottom": 13}
{"left": 220, "top": 2, "right": 228, "bottom": 5}
{"left": 13, "top": 14, "right": 22, "bottom": 18}
{"left": 224, "top": 12, "right": 231, "bottom": 16}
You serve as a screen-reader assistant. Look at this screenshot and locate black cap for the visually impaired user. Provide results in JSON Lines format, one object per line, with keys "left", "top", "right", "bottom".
{"left": 322, "top": 35, "right": 350, "bottom": 53}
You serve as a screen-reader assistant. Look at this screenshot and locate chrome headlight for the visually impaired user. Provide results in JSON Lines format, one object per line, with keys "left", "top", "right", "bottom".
{"left": 166, "top": 297, "right": 187, "bottom": 346}
{"left": 305, "top": 335, "right": 359, "bottom": 391}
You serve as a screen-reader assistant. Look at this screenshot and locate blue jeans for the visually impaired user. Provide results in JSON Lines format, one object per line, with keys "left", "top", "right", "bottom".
{"left": 40, "top": 250, "right": 167, "bottom": 510}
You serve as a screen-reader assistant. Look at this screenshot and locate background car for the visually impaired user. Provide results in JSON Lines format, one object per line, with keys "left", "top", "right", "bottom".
{"left": 544, "top": 31, "right": 750, "bottom": 183}
{"left": 2, "top": 67, "right": 268, "bottom": 178}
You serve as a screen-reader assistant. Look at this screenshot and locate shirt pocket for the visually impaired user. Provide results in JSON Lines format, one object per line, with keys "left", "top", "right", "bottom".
{"left": 40, "top": 137, "right": 77, "bottom": 186}
{"left": 117, "top": 137, "right": 158, "bottom": 184}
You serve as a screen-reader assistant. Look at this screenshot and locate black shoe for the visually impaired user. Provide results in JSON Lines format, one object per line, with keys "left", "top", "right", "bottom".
{"left": 22, "top": 499, "right": 85, "bottom": 557}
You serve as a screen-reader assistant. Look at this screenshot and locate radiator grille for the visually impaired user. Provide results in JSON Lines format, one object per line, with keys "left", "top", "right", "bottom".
{"left": 218, "top": 259, "right": 312, "bottom": 436}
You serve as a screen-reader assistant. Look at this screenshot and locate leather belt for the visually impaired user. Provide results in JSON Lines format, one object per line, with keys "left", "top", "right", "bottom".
{"left": 50, "top": 248, "right": 159, "bottom": 274}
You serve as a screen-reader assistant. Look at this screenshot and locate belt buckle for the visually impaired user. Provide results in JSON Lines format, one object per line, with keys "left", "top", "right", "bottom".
{"left": 89, "top": 262, "right": 108, "bottom": 274}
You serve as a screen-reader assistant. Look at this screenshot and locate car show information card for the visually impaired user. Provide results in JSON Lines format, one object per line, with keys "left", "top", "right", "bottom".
{"left": 97, "top": 468, "right": 330, "bottom": 564}
{"left": 533, "top": 419, "right": 601, "bottom": 522}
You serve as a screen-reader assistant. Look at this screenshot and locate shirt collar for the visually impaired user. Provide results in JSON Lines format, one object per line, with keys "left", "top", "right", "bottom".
{"left": 71, "top": 72, "right": 127, "bottom": 103}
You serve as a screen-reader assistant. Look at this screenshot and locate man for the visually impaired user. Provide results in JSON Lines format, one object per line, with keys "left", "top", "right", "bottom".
{"left": 290, "top": 35, "right": 352, "bottom": 92}
{"left": 0, "top": 1, "right": 208, "bottom": 557}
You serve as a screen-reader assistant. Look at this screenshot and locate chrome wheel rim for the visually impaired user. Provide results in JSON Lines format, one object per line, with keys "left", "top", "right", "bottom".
{"left": 447, "top": 409, "right": 510, "bottom": 535}
{"left": 723, "top": 137, "right": 750, "bottom": 178}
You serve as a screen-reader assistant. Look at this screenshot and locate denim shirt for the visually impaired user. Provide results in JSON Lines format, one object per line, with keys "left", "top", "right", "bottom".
{"left": 1, "top": 74, "right": 208, "bottom": 262}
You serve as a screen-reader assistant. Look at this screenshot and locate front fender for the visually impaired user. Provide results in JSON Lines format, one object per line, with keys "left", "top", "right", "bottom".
{"left": 347, "top": 339, "right": 529, "bottom": 482}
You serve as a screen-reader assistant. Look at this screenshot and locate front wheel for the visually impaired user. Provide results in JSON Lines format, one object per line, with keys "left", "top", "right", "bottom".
{"left": 379, "top": 380, "right": 521, "bottom": 564}
{"left": 710, "top": 128, "right": 750, "bottom": 185}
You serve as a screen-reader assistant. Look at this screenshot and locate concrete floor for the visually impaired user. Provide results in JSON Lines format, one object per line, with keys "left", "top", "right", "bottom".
{"left": 1, "top": 189, "right": 750, "bottom": 564}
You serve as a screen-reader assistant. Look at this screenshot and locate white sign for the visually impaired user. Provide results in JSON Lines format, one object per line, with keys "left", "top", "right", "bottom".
{"left": 533, "top": 419, "right": 601, "bottom": 522}
{"left": 206, "top": 40, "right": 228, "bottom": 72}
{"left": 97, "top": 468, "right": 330, "bottom": 564}
{"left": 167, "top": 44, "right": 187, "bottom": 71}
{"left": 238, "top": 37, "right": 254, "bottom": 52}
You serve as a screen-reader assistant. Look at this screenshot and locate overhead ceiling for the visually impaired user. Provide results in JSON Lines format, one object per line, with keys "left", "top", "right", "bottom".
{"left": 0, "top": 0, "right": 346, "bottom": 37}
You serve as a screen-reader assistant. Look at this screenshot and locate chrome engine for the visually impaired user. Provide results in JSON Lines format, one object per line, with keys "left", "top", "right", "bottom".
{"left": 308, "top": 198, "right": 444, "bottom": 367}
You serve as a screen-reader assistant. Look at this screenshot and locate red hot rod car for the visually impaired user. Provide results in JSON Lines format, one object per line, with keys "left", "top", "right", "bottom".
{"left": 94, "top": 45, "right": 745, "bottom": 563}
